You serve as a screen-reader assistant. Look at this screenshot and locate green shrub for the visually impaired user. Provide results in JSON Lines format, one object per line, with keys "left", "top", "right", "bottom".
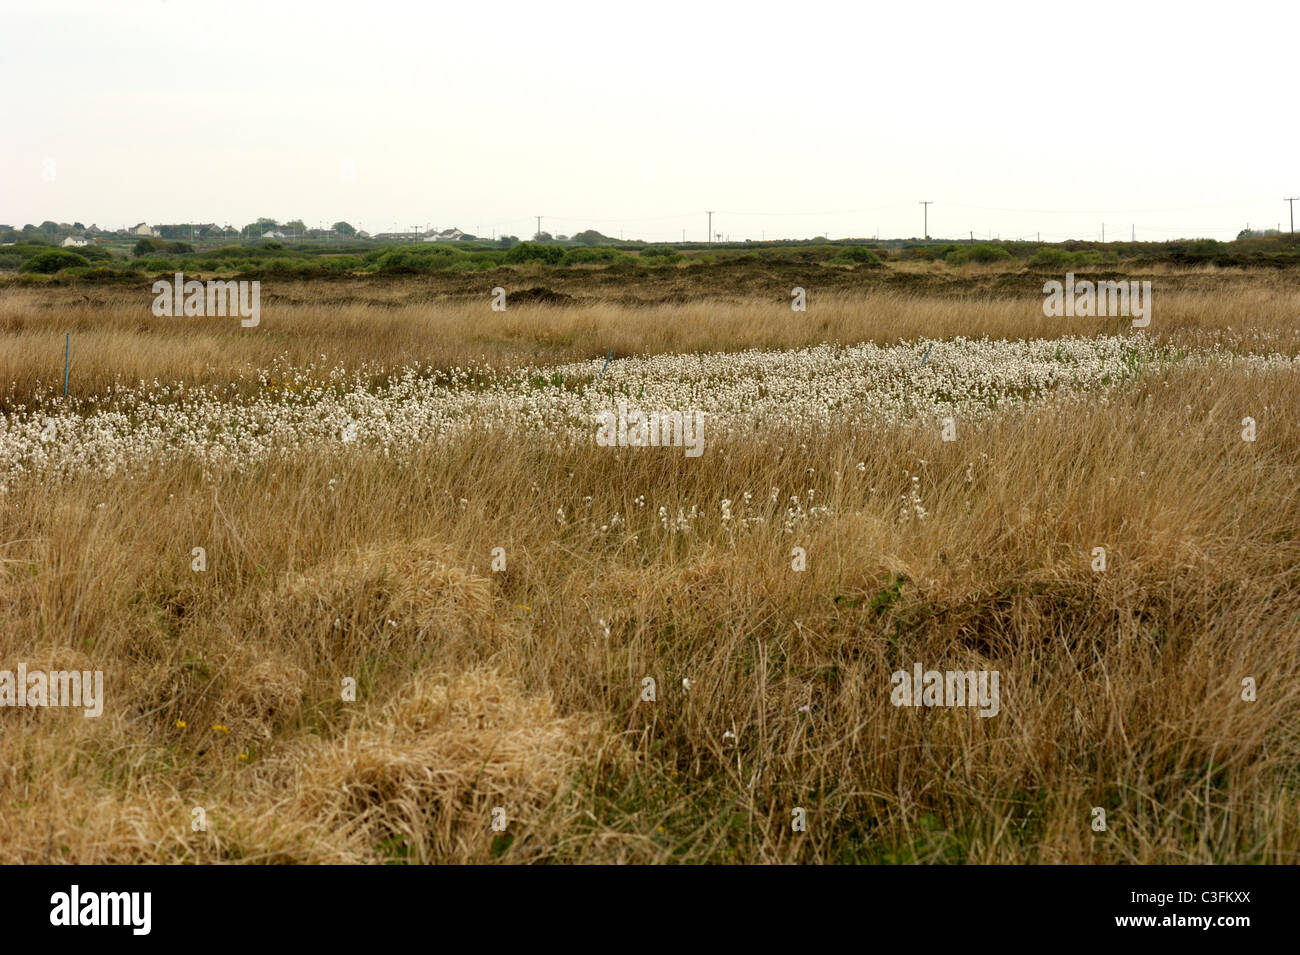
{"left": 503, "top": 242, "right": 564, "bottom": 265}
{"left": 1, "top": 242, "right": 58, "bottom": 264}
{"left": 606, "top": 256, "right": 642, "bottom": 273}
{"left": 321, "top": 255, "right": 363, "bottom": 271}
{"left": 913, "top": 243, "right": 957, "bottom": 261}
{"left": 831, "top": 246, "right": 882, "bottom": 266}
{"left": 562, "top": 247, "right": 626, "bottom": 266}
{"left": 51, "top": 245, "right": 111, "bottom": 262}
{"left": 946, "top": 244, "right": 1014, "bottom": 266}
{"left": 1028, "top": 247, "right": 1073, "bottom": 268}
{"left": 18, "top": 249, "right": 90, "bottom": 274}
{"left": 1027, "top": 247, "right": 1120, "bottom": 268}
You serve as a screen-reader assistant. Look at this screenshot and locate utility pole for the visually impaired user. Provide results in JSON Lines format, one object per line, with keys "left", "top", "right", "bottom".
{"left": 919, "top": 201, "right": 932, "bottom": 240}
{"left": 1286, "top": 198, "right": 1298, "bottom": 235}
{"left": 706, "top": 211, "right": 714, "bottom": 246}
{"left": 536, "top": 215, "right": 542, "bottom": 240}
{"left": 1101, "top": 223, "right": 1105, "bottom": 243}
{"left": 1131, "top": 224, "right": 1135, "bottom": 242}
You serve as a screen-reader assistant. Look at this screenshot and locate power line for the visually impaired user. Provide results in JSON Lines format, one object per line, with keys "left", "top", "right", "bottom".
{"left": 716, "top": 202, "right": 909, "bottom": 217}
{"left": 944, "top": 200, "right": 1271, "bottom": 215}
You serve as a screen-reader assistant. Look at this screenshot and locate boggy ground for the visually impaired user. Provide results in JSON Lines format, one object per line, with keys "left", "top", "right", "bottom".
{"left": 0, "top": 266, "right": 1297, "bottom": 863}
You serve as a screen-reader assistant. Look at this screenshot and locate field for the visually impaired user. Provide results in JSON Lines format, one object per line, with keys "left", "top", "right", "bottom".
{"left": 1, "top": 264, "right": 1298, "bottom": 863}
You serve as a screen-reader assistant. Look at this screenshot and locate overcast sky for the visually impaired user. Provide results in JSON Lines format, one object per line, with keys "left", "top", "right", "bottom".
{"left": 3, "top": 0, "right": 1296, "bottom": 242}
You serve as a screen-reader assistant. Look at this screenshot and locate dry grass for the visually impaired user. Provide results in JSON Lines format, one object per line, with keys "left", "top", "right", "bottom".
{"left": 1, "top": 274, "right": 1298, "bottom": 863}
{"left": 3, "top": 271, "right": 1298, "bottom": 409}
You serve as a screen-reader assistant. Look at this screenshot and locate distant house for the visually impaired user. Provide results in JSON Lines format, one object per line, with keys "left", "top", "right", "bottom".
{"left": 262, "top": 230, "right": 287, "bottom": 239}
{"left": 424, "top": 227, "right": 469, "bottom": 242}
{"left": 132, "top": 222, "right": 160, "bottom": 237}
{"left": 356, "top": 230, "right": 371, "bottom": 239}
{"left": 61, "top": 236, "right": 90, "bottom": 247}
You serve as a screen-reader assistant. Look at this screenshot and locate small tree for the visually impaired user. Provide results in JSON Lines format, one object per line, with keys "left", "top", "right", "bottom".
{"left": 571, "top": 229, "right": 612, "bottom": 246}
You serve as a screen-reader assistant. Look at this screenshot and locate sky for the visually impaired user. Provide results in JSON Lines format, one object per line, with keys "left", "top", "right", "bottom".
{"left": 2, "top": 0, "right": 1297, "bottom": 243}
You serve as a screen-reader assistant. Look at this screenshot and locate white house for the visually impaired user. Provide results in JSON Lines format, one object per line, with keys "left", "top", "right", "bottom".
{"left": 424, "top": 227, "right": 468, "bottom": 242}
{"left": 262, "top": 230, "right": 287, "bottom": 239}
{"left": 62, "top": 236, "right": 90, "bottom": 247}
{"left": 132, "top": 222, "right": 160, "bottom": 237}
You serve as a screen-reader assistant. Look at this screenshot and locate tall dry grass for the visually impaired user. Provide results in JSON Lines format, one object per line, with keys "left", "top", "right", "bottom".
{"left": 1, "top": 304, "right": 1296, "bottom": 863}
{"left": 2, "top": 276, "right": 1298, "bottom": 410}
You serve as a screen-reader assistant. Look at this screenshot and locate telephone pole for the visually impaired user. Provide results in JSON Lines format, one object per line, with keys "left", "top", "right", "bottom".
{"left": 706, "top": 211, "right": 714, "bottom": 246}
{"left": 919, "top": 201, "right": 932, "bottom": 240}
{"left": 1286, "top": 198, "right": 1298, "bottom": 235}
